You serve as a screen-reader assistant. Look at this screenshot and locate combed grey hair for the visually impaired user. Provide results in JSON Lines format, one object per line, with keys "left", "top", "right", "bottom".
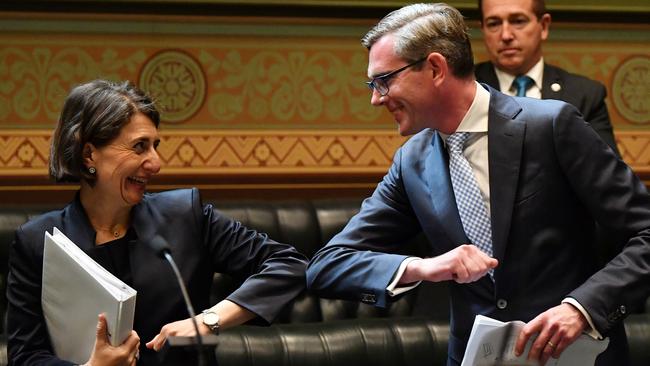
{"left": 361, "top": 3, "right": 474, "bottom": 78}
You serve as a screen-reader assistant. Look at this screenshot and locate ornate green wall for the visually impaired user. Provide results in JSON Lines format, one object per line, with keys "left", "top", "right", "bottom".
{"left": 0, "top": 2, "right": 648, "bottom": 202}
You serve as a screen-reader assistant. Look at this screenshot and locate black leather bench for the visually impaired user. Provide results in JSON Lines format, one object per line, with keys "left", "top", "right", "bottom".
{"left": 1, "top": 198, "right": 649, "bottom": 365}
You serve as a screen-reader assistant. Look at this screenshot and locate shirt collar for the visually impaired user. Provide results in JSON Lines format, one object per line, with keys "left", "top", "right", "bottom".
{"left": 495, "top": 57, "right": 544, "bottom": 94}
{"left": 439, "top": 82, "right": 490, "bottom": 139}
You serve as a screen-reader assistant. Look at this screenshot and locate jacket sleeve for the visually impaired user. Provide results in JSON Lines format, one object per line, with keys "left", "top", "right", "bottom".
{"left": 579, "top": 80, "right": 620, "bottom": 156}
{"left": 193, "top": 188, "right": 308, "bottom": 324}
{"left": 7, "top": 226, "right": 74, "bottom": 366}
{"left": 553, "top": 104, "right": 650, "bottom": 335}
{"left": 306, "top": 147, "right": 423, "bottom": 308}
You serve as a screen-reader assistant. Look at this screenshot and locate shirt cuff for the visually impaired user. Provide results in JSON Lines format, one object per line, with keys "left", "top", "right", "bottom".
{"left": 562, "top": 297, "right": 603, "bottom": 340}
{"left": 387, "top": 257, "right": 422, "bottom": 297}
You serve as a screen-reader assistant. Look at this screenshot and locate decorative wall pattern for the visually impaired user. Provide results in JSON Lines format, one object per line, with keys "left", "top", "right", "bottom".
{"left": 0, "top": 129, "right": 404, "bottom": 175}
{"left": 1, "top": 14, "right": 649, "bottom": 194}
{"left": 139, "top": 50, "right": 206, "bottom": 123}
{"left": 3, "top": 27, "right": 647, "bottom": 130}
{"left": 2, "top": 130, "right": 650, "bottom": 177}
{"left": 0, "top": 34, "right": 382, "bottom": 129}
{"left": 612, "top": 56, "right": 650, "bottom": 124}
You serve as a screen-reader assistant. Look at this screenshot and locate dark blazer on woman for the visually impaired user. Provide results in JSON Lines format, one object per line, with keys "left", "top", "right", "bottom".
{"left": 7, "top": 188, "right": 308, "bottom": 365}
{"left": 474, "top": 61, "right": 619, "bottom": 155}
{"left": 307, "top": 86, "right": 650, "bottom": 365}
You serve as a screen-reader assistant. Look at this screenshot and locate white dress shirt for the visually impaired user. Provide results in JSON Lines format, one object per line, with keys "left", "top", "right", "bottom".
{"left": 495, "top": 57, "right": 544, "bottom": 99}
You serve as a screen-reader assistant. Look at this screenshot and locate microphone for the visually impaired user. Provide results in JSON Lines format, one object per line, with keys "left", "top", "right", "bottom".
{"left": 148, "top": 236, "right": 206, "bottom": 366}
{"left": 148, "top": 235, "right": 172, "bottom": 258}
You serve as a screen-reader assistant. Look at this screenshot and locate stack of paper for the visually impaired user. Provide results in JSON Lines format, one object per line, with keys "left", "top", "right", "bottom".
{"left": 41, "top": 227, "right": 137, "bottom": 363}
{"left": 462, "top": 315, "right": 609, "bottom": 366}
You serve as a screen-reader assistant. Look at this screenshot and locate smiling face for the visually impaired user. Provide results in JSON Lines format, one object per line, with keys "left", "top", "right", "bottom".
{"left": 368, "top": 34, "right": 436, "bottom": 136}
{"left": 85, "top": 112, "right": 161, "bottom": 208}
{"left": 480, "top": 0, "right": 550, "bottom": 75}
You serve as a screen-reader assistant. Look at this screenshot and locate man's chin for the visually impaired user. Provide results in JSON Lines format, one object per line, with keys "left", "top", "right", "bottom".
{"left": 496, "top": 59, "right": 525, "bottom": 74}
{"left": 397, "top": 124, "right": 418, "bottom": 136}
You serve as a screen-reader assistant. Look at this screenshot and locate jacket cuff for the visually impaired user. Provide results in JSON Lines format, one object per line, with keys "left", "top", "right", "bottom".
{"left": 387, "top": 257, "right": 422, "bottom": 297}
{"left": 562, "top": 297, "right": 603, "bottom": 340}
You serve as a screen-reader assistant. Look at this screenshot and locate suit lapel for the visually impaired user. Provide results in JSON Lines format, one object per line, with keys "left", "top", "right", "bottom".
{"left": 541, "top": 63, "right": 565, "bottom": 100}
{"left": 487, "top": 89, "right": 526, "bottom": 266}
{"left": 425, "top": 131, "right": 469, "bottom": 245}
{"left": 61, "top": 195, "right": 99, "bottom": 252}
{"left": 129, "top": 200, "right": 166, "bottom": 270}
{"left": 475, "top": 62, "right": 501, "bottom": 90}
{"left": 127, "top": 198, "right": 176, "bottom": 308}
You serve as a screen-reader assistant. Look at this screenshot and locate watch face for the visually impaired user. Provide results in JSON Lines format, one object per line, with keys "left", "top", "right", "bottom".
{"left": 203, "top": 312, "right": 219, "bottom": 326}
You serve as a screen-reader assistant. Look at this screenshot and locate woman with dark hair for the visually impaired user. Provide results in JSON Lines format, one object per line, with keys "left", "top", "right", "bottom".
{"left": 7, "top": 79, "right": 308, "bottom": 365}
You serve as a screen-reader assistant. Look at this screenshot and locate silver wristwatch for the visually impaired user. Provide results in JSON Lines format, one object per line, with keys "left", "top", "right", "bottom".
{"left": 201, "top": 309, "right": 220, "bottom": 335}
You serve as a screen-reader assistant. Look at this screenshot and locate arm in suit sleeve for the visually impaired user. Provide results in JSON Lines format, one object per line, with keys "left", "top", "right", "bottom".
{"left": 194, "top": 189, "right": 308, "bottom": 324}
{"left": 553, "top": 104, "right": 650, "bottom": 335}
{"left": 579, "top": 80, "right": 620, "bottom": 156}
{"left": 7, "top": 227, "right": 74, "bottom": 366}
{"left": 306, "top": 147, "right": 422, "bottom": 308}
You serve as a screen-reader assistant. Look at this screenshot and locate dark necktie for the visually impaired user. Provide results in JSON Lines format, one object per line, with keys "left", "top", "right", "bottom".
{"left": 447, "top": 132, "right": 494, "bottom": 276}
{"left": 513, "top": 75, "right": 534, "bottom": 97}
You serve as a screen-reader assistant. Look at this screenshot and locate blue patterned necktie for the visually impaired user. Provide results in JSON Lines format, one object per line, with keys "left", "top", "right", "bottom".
{"left": 447, "top": 132, "right": 494, "bottom": 268}
{"left": 513, "top": 75, "right": 534, "bottom": 97}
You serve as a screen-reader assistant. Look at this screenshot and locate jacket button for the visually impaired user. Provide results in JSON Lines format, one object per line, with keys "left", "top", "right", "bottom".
{"left": 360, "top": 293, "right": 376, "bottom": 304}
{"left": 497, "top": 299, "right": 508, "bottom": 309}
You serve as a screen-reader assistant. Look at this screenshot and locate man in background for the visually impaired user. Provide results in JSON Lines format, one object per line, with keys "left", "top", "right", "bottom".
{"left": 475, "top": 0, "right": 620, "bottom": 155}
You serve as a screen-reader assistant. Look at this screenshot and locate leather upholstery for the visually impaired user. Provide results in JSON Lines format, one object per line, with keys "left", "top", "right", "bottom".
{"left": 214, "top": 313, "right": 650, "bottom": 366}
{"left": 0, "top": 199, "right": 649, "bottom": 365}
{"left": 216, "top": 317, "right": 450, "bottom": 366}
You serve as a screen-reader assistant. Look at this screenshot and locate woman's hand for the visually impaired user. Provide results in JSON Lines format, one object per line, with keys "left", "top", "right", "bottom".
{"left": 146, "top": 299, "right": 256, "bottom": 351}
{"left": 84, "top": 313, "right": 140, "bottom": 366}
{"left": 145, "top": 315, "right": 208, "bottom": 351}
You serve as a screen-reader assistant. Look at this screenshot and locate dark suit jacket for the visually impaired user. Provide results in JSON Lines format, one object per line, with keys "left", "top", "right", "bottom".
{"left": 475, "top": 61, "right": 620, "bottom": 155}
{"left": 7, "top": 188, "right": 308, "bottom": 365}
{"left": 306, "top": 86, "right": 650, "bottom": 365}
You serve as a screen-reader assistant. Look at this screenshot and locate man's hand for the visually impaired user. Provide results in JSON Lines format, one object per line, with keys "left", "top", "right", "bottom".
{"left": 515, "top": 303, "right": 588, "bottom": 365}
{"left": 400, "top": 244, "right": 498, "bottom": 284}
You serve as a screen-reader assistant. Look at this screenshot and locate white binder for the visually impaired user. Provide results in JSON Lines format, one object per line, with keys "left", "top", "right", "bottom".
{"left": 41, "top": 227, "right": 137, "bottom": 363}
{"left": 462, "top": 315, "right": 609, "bottom": 366}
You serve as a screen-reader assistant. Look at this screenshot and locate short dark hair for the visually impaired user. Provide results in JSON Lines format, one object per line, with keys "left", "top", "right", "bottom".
{"left": 49, "top": 79, "right": 160, "bottom": 184}
{"left": 361, "top": 3, "right": 474, "bottom": 79}
{"left": 478, "top": 0, "right": 547, "bottom": 20}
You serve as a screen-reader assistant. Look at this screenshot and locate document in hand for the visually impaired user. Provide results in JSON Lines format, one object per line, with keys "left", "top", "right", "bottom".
{"left": 461, "top": 315, "right": 609, "bottom": 366}
{"left": 41, "top": 227, "right": 137, "bottom": 364}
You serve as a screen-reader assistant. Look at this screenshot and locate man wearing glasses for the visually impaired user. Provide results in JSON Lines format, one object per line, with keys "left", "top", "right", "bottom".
{"left": 307, "top": 3, "right": 649, "bottom": 366}
{"left": 474, "top": 0, "right": 619, "bottom": 154}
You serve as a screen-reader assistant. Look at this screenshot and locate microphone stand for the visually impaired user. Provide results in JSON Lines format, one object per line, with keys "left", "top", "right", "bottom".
{"left": 161, "top": 251, "right": 206, "bottom": 366}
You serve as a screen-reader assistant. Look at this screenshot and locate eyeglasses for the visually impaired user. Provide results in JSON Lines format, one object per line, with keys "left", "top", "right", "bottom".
{"left": 365, "top": 56, "right": 427, "bottom": 96}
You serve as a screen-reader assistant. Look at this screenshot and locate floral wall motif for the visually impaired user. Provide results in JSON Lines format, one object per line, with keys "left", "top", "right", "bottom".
{"left": 611, "top": 56, "right": 650, "bottom": 124}
{"left": 0, "top": 44, "right": 146, "bottom": 126}
{"left": 0, "top": 33, "right": 384, "bottom": 129}
{"left": 1, "top": 14, "right": 649, "bottom": 197}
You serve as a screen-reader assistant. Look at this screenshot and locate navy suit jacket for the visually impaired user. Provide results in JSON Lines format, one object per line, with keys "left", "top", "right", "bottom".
{"left": 307, "top": 86, "right": 650, "bottom": 365}
{"left": 475, "top": 61, "right": 619, "bottom": 155}
{"left": 7, "top": 188, "right": 308, "bottom": 365}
